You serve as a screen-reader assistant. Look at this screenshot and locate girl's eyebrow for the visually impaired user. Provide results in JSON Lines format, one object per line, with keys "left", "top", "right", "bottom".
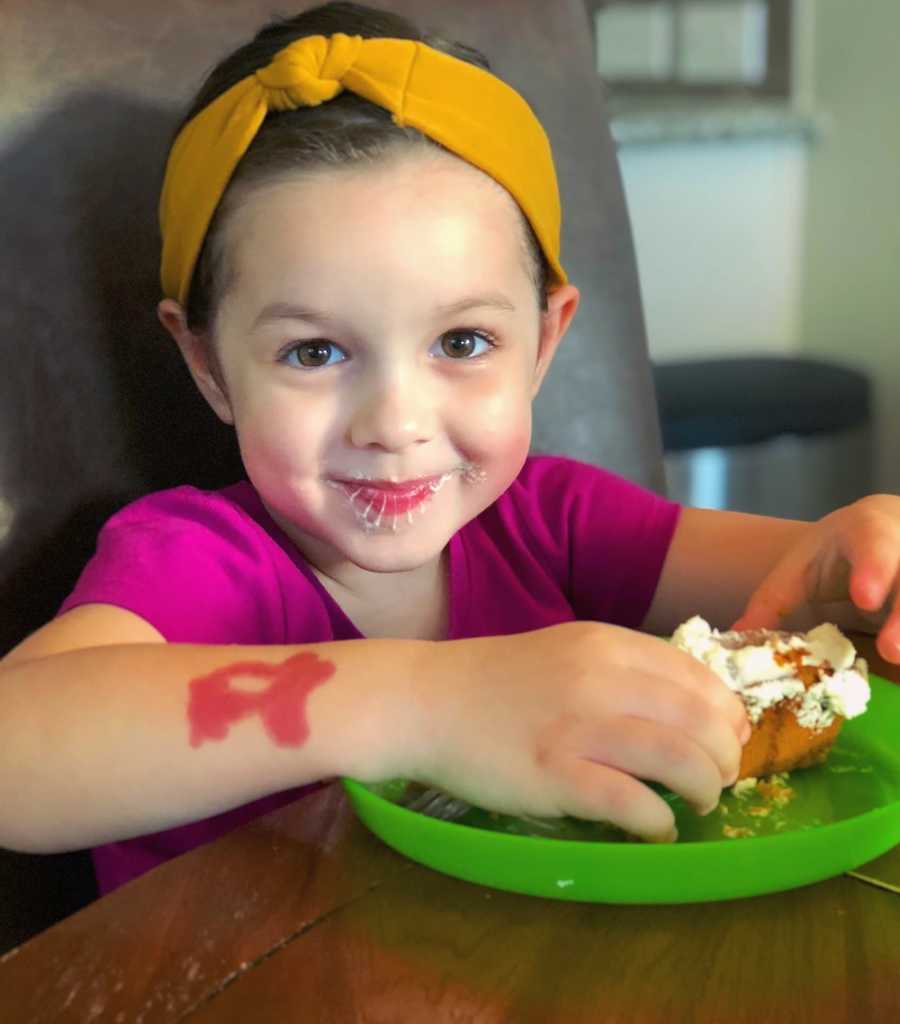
{"left": 251, "top": 292, "right": 517, "bottom": 330}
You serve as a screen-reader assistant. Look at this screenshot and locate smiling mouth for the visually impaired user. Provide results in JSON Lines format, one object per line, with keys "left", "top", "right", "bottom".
{"left": 327, "top": 462, "right": 487, "bottom": 532}
{"left": 327, "top": 472, "right": 456, "bottom": 532}
{"left": 341, "top": 477, "right": 445, "bottom": 513}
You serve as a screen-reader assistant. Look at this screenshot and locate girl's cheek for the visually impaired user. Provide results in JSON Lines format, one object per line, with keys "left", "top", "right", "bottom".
{"left": 458, "top": 413, "right": 532, "bottom": 490}
{"left": 464, "top": 384, "right": 532, "bottom": 446}
{"left": 233, "top": 413, "right": 325, "bottom": 492}
{"left": 240, "top": 387, "right": 340, "bottom": 444}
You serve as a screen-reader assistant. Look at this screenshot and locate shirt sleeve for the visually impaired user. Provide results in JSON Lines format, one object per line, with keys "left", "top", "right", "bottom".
{"left": 57, "top": 486, "right": 288, "bottom": 644}
{"left": 513, "top": 456, "right": 682, "bottom": 629}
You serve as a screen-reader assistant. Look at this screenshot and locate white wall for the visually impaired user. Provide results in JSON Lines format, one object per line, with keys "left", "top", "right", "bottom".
{"left": 616, "top": 1, "right": 900, "bottom": 496}
{"left": 798, "top": 0, "right": 900, "bottom": 493}
{"left": 619, "top": 137, "right": 807, "bottom": 361}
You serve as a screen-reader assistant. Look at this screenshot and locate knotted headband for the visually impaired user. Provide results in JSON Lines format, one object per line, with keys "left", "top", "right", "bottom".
{"left": 159, "top": 33, "right": 567, "bottom": 306}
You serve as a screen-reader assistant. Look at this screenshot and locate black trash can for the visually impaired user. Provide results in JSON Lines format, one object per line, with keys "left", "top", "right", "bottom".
{"left": 653, "top": 357, "right": 873, "bottom": 521}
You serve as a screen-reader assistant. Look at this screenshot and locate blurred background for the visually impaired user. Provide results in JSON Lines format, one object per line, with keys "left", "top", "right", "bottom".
{"left": 590, "top": 0, "right": 900, "bottom": 519}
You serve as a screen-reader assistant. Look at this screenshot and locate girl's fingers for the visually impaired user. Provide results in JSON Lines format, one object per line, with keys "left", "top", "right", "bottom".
{"left": 570, "top": 715, "right": 729, "bottom": 815}
{"left": 595, "top": 625, "right": 722, "bottom": 681}
{"left": 602, "top": 661, "right": 748, "bottom": 766}
{"left": 598, "top": 629, "right": 750, "bottom": 746}
{"left": 669, "top": 650, "right": 752, "bottom": 747}
{"left": 847, "top": 541, "right": 900, "bottom": 612}
{"left": 731, "top": 546, "right": 812, "bottom": 631}
{"left": 550, "top": 756, "right": 678, "bottom": 843}
{"left": 735, "top": 503, "right": 900, "bottom": 632}
{"left": 874, "top": 588, "right": 900, "bottom": 662}
{"left": 827, "top": 517, "right": 900, "bottom": 657}
{"left": 848, "top": 558, "right": 893, "bottom": 613}
{"left": 849, "top": 549, "right": 900, "bottom": 660}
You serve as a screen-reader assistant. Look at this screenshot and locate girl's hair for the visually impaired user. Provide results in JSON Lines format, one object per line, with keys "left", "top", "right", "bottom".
{"left": 177, "top": 1, "right": 551, "bottom": 331}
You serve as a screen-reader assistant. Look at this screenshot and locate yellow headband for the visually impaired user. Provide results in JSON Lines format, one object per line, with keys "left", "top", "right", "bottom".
{"left": 159, "top": 33, "right": 567, "bottom": 306}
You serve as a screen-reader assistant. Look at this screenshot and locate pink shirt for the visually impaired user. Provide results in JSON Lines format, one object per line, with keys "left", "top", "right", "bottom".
{"left": 60, "top": 455, "right": 680, "bottom": 892}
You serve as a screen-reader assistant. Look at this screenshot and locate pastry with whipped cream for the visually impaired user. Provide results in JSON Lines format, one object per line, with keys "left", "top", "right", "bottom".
{"left": 672, "top": 616, "right": 871, "bottom": 779}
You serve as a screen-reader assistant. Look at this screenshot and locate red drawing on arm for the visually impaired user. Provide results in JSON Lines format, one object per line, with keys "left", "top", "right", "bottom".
{"left": 187, "top": 652, "right": 336, "bottom": 748}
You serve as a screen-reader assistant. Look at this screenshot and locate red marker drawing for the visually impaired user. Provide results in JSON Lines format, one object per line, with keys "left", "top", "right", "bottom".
{"left": 187, "top": 652, "right": 335, "bottom": 748}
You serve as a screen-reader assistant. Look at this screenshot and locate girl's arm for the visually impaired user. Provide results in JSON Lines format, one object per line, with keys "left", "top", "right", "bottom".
{"left": 0, "top": 604, "right": 429, "bottom": 854}
{"left": 641, "top": 507, "right": 809, "bottom": 636}
{"left": 0, "top": 604, "right": 750, "bottom": 852}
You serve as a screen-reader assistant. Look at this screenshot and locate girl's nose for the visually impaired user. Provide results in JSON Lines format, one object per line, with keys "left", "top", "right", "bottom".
{"left": 347, "top": 371, "right": 437, "bottom": 451}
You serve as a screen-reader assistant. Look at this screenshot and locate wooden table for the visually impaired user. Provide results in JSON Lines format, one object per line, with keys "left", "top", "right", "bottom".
{"left": 2, "top": 638, "right": 899, "bottom": 1023}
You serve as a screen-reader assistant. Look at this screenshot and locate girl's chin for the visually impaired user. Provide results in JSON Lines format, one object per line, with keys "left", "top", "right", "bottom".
{"left": 335, "top": 518, "right": 452, "bottom": 571}
{"left": 275, "top": 504, "right": 449, "bottom": 572}
{"left": 341, "top": 502, "right": 446, "bottom": 538}
{"left": 346, "top": 548, "right": 443, "bottom": 575}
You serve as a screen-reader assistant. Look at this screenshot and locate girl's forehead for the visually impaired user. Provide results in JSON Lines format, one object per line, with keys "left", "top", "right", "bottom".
{"left": 224, "top": 151, "right": 528, "bottom": 270}
{"left": 211, "top": 153, "right": 538, "bottom": 324}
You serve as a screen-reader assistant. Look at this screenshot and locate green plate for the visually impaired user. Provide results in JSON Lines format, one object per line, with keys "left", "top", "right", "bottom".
{"left": 343, "top": 674, "right": 900, "bottom": 903}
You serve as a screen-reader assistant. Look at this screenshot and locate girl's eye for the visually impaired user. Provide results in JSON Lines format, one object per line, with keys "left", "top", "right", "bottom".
{"left": 281, "top": 340, "right": 347, "bottom": 369}
{"left": 433, "top": 329, "right": 495, "bottom": 360}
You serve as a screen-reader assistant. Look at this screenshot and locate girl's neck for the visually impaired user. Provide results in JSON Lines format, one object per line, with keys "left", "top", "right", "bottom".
{"left": 260, "top": 498, "right": 451, "bottom": 640}
{"left": 311, "top": 549, "right": 450, "bottom": 641}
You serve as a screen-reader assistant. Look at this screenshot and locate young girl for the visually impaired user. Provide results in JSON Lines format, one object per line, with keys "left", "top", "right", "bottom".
{"left": 1, "top": 1, "right": 898, "bottom": 896}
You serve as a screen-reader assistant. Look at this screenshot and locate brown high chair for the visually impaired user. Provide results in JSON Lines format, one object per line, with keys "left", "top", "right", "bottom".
{"left": 0, "top": 0, "right": 665, "bottom": 952}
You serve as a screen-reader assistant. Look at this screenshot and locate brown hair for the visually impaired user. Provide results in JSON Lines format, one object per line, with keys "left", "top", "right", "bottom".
{"left": 176, "top": 1, "right": 551, "bottom": 330}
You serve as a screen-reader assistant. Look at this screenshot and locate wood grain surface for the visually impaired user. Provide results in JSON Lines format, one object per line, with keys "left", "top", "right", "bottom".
{"left": 0, "top": 786, "right": 411, "bottom": 1022}
{"left": 184, "top": 871, "right": 900, "bottom": 1024}
{"left": 2, "top": 788, "right": 898, "bottom": 1023}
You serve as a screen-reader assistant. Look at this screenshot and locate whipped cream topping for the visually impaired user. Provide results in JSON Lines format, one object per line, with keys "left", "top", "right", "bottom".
{"left": 671, "top": 616, "right": 870, "bottom": 729}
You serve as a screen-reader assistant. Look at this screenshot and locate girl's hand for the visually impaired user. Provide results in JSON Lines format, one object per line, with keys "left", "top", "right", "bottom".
{"left": 405, "top": 621, "right": 750, "bottom": 843}
{"left": 732, "top": 495, "right": 900, "bottom": 663}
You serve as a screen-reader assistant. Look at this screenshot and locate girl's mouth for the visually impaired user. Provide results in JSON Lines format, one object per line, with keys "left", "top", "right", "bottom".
{"left": 329, "top": 473, "right": 455, "bottom": 531}
{"left": 338, "top": 477, "right": 445, "bottom": 515}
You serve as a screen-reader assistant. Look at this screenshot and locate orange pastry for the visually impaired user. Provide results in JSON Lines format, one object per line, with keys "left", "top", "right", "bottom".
{"left": 672, "top": 617, "right": 870, "bottom": 780}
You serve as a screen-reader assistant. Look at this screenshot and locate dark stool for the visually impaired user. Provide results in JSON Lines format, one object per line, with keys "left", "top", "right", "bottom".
{"left": 653, "top": 357, "right": 873, "bottom": 520}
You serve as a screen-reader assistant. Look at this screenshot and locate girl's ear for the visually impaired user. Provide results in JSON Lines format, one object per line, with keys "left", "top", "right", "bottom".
{"left": 531, "top": 283, "right": 580, "bottom": 397}
{"left": 157, "top": 299, "right": 235, "bottom": 425}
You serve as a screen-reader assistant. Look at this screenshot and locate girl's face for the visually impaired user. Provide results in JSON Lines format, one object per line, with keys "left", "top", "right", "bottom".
{"left": 165, "top": 150, "right": 578, "bottom": 577}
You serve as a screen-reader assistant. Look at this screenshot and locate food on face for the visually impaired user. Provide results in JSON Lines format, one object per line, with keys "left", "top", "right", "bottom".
{"left": 672, "top": 616, "right": 871, "bottom": 780}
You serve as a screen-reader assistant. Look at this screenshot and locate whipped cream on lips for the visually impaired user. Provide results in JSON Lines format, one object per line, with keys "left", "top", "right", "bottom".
{"left": 327, "top": 462, "right": 484, "bottom": 532}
